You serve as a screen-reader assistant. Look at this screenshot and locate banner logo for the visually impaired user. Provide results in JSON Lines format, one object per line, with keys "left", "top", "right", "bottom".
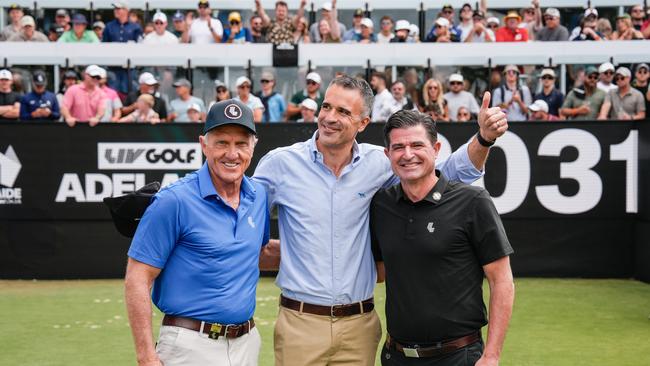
{"left": 97, "top": 143, "right": 202, "bottom": 170}
{"left": 0, "top": 145, "right": 22, "bottom": 204}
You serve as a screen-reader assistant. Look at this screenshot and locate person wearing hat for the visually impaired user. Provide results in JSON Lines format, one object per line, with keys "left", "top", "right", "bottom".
{"left": 495, "top": 10, "right": 529, "bottom": 42}
{"left": 343, "top": 7, "right": 365, "bottom": 41}
{"left": 425, "top": 17, "right": 459, "bottom": 42}
{"left": 255, "top": 71, "right": 286, "bottom": 123}
{"left": 536, "top": 8, "right": 569, "bottom": 41}
{"left": 253, "top": 74, "right": 508, "bottom": 366}
{"left": 612, "top": 13, "right": 645, "bottom": 40}
{"left": 569, "top": 8, "right": 604, "bottom": 41}
{"left": 125, "top": 98, "right": 270, "bottom": 366}
{"left": 60, "top": 65, "right": 108, "bottom": 127}
{"left": 465, "top": 10, "right": 495, "bottom": 43}
{"left": 632, "top": 63, "right": 650, "bottom": 114}
{"left": 597, "top": 62, "right": 618, "bottom": 93}
{"left": 559, "top": 65, "right": 607, "bottom": 120}
{"left": 347, "top": 17, "right": 376, "bottom": 43}
{"left": 143, "top": 12, "right": 180, "bottom": 44}
{"left": 97, "top": 67, "right": 123, "bottom": 122}
{"left": 458, "top": 2, "right": 476, "bottom": 41}
{"left": 222, "top": 11, "right": 252, "bottom": 44}
{"left": 528, "top": 99, "right": 558, "bottom": 121}
{"left": 310, "top": 1, "right": 347, "bottom": 43}
{"left": 255, "top": 0, "right": 307, "bottom": 45}
{"left": 56, "top": 70, "right": 79, "bottom": 110}
{"left": 7, "top": 15, "right": 48, "bottom": 42}
{"left": 58, "top": 13, "right": 100, "bottom": 43}
{"left": 492, "top": 64, "right": 532, "bottom": 121}
{"left": 181, "top": 0, "right": 223, "bottom": 44}
{"left": 47, "top": 25, "right": 65, "bottom": 42}
{"left": 296, "top": 98, "right": 317, "bottom": 122}
{"left": 119, "top": 93, "right": 160, "bottom": 123}
{"left": 0, "top": 4, "right": 24, "bottom": 41}
{"left": 169, "top": 78, "right": 206, "bottom": 122}
{"left": 0, "top": 69, "right": 22, "bottom": 122}
{"left": 287, "top": 71, "right": 323, "bottom": 120}
{"left": 92, "top": 21, "right": 105, "bottom": 39}
{"left": 211, "top": 79, "right": 231, "bottom": 106}
{"left": 533, "top": 68, "right": 564, "bottom": 117}
{"left": 390, "top": 20, "right": 412, "bottom": 43}
{"left": 234, "top": 76, "right": 264, "bottom": 123}
{"left": 54, "top": 9, "right": 71, "bottom": 32}
{"left": 486, "top": 16, "right": 500, "bottom": 32}
{"left": 170, "top": 11, "right": 186, "bottom": 38}
{"left": 122, "top": 72, "right": 168, "bottom": 121}
{"left": 598, "top": 67, "right": 646, "bottom": 120}
{"left": 186, "top": 102, "right": 203, "bottom": 122}
{"left": 444, "top": 73, "right": 480, "bottom": 121}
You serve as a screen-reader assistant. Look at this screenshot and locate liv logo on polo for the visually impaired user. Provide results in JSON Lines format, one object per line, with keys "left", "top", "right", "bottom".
{"left": 0, "top": 145, "right": 22, "bottom": 204}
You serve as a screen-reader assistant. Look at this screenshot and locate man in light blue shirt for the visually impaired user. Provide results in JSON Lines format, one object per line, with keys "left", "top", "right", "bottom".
{"left": 254, "top": 76, "right": 508, "bottom": 366}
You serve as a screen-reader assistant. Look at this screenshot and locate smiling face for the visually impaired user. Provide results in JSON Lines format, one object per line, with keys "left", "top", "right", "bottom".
{"left": 200, "top": 124, "right": 255, "bottom": 189}
{"left": 385, "top": 124, "right": 440, "bottom": 185}
{"left": 317, "top": 84, "right": 370, "bottom": 150}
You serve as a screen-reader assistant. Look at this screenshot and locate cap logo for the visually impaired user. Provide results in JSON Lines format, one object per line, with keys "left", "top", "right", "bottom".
{"left": 224, "top": 104, "right": 242, "bottom": 120}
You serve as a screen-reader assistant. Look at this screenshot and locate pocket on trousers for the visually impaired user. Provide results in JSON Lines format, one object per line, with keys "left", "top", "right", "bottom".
{"left": 465, "top": 341, "right": 484, "bottom": 365}
{"left": 155, "top": 326, "right": 181, "bottom": 357}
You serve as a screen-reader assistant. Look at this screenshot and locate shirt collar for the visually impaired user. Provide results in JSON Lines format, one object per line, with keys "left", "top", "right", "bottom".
{"left": 303, "top": 90, "right": 321, "bottom": 99}
{"left": 395, "top": 170, "right": 449, "bottom": 205}
{"left": 308, "top": 130, "right": 361, "bottom": 166}
{"left": 198, "top": 162, "right": 256, "bottom": 201}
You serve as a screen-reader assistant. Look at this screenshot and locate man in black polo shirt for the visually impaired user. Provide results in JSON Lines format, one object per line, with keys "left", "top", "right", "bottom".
{"left": 370, "top": 110, "right": 514, "bottom": 366}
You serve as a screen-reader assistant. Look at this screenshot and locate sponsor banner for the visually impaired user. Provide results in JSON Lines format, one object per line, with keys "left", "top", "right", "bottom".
{"left": 97, "top": 143, "right": 202, "bottom": 170}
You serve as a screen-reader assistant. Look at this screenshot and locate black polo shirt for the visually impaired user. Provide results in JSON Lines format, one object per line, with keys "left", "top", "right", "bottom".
{"left": 370, "top": 171, "right": 513, "bottom": 344}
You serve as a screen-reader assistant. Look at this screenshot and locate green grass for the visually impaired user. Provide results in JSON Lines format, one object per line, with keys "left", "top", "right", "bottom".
{"left": 1, "top": 278, "right": 649, "bottom": 366}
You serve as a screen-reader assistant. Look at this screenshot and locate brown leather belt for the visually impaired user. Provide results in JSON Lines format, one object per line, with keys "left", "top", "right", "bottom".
{"left": 386, "top": 332, "right": 481, "bottom": 358}
{"left": 162, "top": 315, "right": 255, "bottom": 340}
{"left": 280, "top": 295, "right": 374, "bottom": 317}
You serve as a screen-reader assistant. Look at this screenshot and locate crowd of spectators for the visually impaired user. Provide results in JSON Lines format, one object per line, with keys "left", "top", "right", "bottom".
{"left": 1, "top": 1, "right": 649, "bottom": 123}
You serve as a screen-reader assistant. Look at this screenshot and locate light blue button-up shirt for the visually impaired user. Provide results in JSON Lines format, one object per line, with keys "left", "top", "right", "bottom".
{"left": 253, "top": 132, "right": 481, "bottom": 306}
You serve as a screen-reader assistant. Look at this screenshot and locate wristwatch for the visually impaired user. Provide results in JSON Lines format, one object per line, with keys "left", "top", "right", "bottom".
{"left": 476, "top": 131, "right": 495, "bottom": 147}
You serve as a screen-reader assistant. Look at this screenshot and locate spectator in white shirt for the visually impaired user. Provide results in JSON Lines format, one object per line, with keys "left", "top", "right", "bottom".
{"left": 376, "top": 16, "right": 395, "bottom": 43}
{"left": 143, "top": 12, "right": 179, "bottom": 44}
{"left": 444, "top": 73, "right": 480, "bottom": 121}
{"left": 169, "top": 78, "right": 206, "bottom": 122}
{"left": 465, "top": 10, "right": 495, "bottom": 43}
{"left": 458, "top": 2, "right": 475, "bottom": 41}
{"left": 370, "top": 71, "right": 393, "bottom": 121}
{"left": 378, "top": 79, "right": 418, "bottom": 120}
{"left": 309, "top": 1, "right": 346, "bottom": 43}
{"left": 182, "top": 0, "right": 223, "bottom": 44}
{"left": 234, "top": 76, "right": 264, "bottom": 123}
{"left": 597, "top": 62, "right": 618, "bottom": 93}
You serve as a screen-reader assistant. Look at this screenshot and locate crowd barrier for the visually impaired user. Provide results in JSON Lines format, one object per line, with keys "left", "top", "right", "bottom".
{"left": 0, "top": 121, "right": 649, "bottom": 282}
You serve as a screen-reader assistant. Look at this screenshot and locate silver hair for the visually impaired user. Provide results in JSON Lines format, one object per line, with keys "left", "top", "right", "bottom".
{"left": 328, "top": 75, "right": 374, "bottom": 118}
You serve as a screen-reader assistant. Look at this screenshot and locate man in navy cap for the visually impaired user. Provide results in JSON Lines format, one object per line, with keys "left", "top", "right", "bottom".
{"left": 20, "top": 70, "right": 60, "bottom": 121}
{"left": 125, "top": 99, "right": 271, "bottom": 366}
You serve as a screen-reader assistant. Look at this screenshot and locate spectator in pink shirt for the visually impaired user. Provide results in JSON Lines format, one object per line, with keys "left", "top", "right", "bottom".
{"left": 61, "top": 65, "right": 107, "bottom": 127}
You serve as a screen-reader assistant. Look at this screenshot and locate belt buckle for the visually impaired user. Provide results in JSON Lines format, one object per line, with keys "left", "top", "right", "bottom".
{"left": 330, "top": 304, "right": 341, "bottom": 317}
{"left": 208, "top": 323, "right": 222, "bottom": 339}
{"left": 403, "top": 347, "right": 420, "bottom": 358}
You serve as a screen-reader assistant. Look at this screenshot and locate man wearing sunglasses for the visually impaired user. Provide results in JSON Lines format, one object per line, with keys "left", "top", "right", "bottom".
{"left": 598, "top": 67, "right": 646, "bottom": 121}
{"left": 61, "top": 65, "right": 107, "bottom": 127}
{"left": 559, "top": 66, "right": 606, "bottom": 120}
{"left": 182, "top": 0, "right": 223, "bottom": 44}
{"left": 535, "top": 8, "right": 568, "bottom": 41}
{"left": 143, "top": 12, "right": 179, "bottom": 44}
{"left": 287, "top": 72, "right": 323, "bottom": 120}
{"left": 223, "top": 11, "right": 252, "bottom": 44}
{"left": 444, "top": 73, "right": 480, "bottom": 122}
{"left": 631, "top": 63, "right": 650, "bottom": 114}
{"left": 533, "top": 68, "right": 564, "bottom": 117}
{"left": 597, "top": 62, "right": 618, "bottom": 93}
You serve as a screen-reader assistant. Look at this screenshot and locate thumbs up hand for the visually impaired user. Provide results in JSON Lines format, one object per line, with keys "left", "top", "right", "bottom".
{"left": 478, "top": 91, "right": 508, "bottom": 143}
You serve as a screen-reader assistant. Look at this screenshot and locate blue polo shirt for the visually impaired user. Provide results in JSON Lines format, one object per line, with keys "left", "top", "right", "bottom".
{"left": 20, "top": 90, "right": 60, "bottom": 121}
{"left": 128, "top": 163, "right": 270, "bottom": 324}
{"left": 102, "top": 19, "right": 142, "bottom": 42}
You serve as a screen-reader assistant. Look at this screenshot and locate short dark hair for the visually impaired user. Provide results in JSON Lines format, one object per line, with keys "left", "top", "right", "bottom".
{"left": 328, "top": 75, "right": 374, "bottom": 118}
{"left": 380, "top": 15, "right": 393, "bottom": 23}
{"left": 275, "top": 1, "right": 288, "bottom": 9}
{"left": 384, "top": 110, "right": 438, "bottom": 147}
{"left": 391, "top": 79, "right": 406, "bottom": 89}
{"left": 371, "top": 71, "right": 387, "bottom": 85}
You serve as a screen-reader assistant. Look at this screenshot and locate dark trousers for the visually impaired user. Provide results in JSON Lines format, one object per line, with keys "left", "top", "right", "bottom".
{"left": 380, "top": 340, "right": 483, "bottom": 366}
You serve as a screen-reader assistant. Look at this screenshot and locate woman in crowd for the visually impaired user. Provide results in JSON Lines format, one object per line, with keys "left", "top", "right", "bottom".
{"left": 420, "top": 78, "right": 449, "bottom": 121}
{"left": 611, "top": 14, "right": 644, "bottom": 40}
{"left": 119, "top": 94, "right": 160, "bottom": 123}
{"left": 456, "top": 106, "right": 472, "bottom": 122}
{"left": 293, "top": 17, "right": 311, "bottom": 43}
{"left": 317, "top": 19, "right": 340, "bottom": 43}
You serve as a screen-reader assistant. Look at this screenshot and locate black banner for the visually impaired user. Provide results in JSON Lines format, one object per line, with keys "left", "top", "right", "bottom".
{"left": 0, "top": 122, "right": 647, "bottom": 279}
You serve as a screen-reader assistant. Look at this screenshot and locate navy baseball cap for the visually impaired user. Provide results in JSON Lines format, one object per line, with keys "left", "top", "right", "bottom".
{"left": 204, "top": 99, "right": 256, "bottom": 135}
{"left": 72, "top": 13, "right": 88, "bottom": 25}
{"left": 32, "top": 70, "right": 47, "bottom": 86}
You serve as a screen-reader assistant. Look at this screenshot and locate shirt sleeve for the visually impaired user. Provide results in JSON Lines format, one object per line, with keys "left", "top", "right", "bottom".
{"left": 467, "top": 189, "right": 513, "bottom": 266}
{"left": 127, "top": 189, "right": 181, "bottom": 269}
{"left": 19, "top": 95, "right": 30, "bottom": 120}
{"left": 50, "top": 94, "right": 61, "bottom": 119}
{"left": 437, "top": 142, "right": 483, "bottom": 184}
{"left": 63, "top": 88, "right": 74, "bottom": 111}
{"left": 252, "top": 152, "right": 280, "bottom": 208}
{"left": 637, "top": 92, "right": 646, "bottom": 112}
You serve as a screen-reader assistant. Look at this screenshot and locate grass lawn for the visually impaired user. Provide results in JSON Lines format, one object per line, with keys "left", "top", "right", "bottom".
{"left": 0, "top": 278, "right": 649, "bottom": 366}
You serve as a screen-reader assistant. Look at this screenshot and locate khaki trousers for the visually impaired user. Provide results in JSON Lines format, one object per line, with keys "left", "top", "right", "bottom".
{"left": 274, "top": 305, "right": 382, "bottom": 366}
{"left": 156, "top": 325, "right": 261, "bottom": 366}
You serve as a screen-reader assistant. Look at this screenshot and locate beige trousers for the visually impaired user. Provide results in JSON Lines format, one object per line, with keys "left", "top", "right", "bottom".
{"left": 156, "top": 325, "right": 261, "bottom": 366}
{"left": 274, "top": 306, "right": 382, "bottom": 366}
